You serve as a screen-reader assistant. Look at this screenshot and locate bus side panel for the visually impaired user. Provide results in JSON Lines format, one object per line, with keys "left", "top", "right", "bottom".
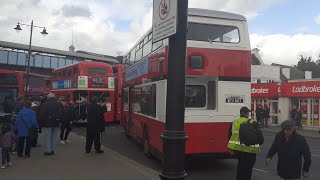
{"left": 184, "top": 122, "right": 231, "bottom": 154}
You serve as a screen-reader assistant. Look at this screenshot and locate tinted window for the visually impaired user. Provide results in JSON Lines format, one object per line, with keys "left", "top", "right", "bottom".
{"left": 43, "top": 56, "right": 50, "bottom": 68}
{"left": 66, "top": 59, "right": 73, "bottom": 66}
{"left": 17, "top": 53, "right": 26, "bottom": 66}
{"left": 185, "top": 85, "right": 206, "bottom": 108}
{"left": 35, "top": 55, "right": 43, "bottom": 67}
{"left": 0, "top": 50, "right": 8, "bottom": 64}
{"left": 135, "top": 48, "right": 142, "bottom": 61}
{"left": 88, "top": 68, "right": 107, "bottom": 75}
{"left": 188, "top": 23, "right": 240, "bottom": 43}
{"left": 0, "top": 73, "right": 18, "bottom": 85}
{"left": 8, "top": 52, "right": 17, "bottom": 65}
{"left": 143, "top": 40, "right": 152, "bottom": 57}
{"left": 23, "top": 75, "right": 49, "bottom": 86}
{"left": 51, "top": 57, "right": 58, "bottom": 69}
{"left": 58, "top": 58, "right": 66, "bottom": 68}
{"left": 152, "top": 40, "right": 163, "bottom": 51}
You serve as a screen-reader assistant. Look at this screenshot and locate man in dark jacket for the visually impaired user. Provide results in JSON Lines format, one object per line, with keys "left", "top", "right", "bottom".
{"left": 255, "top": 105, "right": 264, "bottom": 128}
{"left": 266, "top": 120, "right": 311, "bottom": 179}
{"left": 85, "top": 96, "right": 104, "bottom": 154}
{"left": 40, "top": 93, "right": 62, "bottom": 156}
{"left": 60, "top": 101, "right": 76, "bottom": 144}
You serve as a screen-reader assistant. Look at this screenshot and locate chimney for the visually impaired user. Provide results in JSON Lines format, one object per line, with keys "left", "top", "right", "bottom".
{"left": 305, "top": 71, "right": 312, "bottom": 79}
{"left": 69, "top": 45, "right": 75, "bottom": 52}
{"left": 282, "top": 68, "right": 290, "bottom": 79}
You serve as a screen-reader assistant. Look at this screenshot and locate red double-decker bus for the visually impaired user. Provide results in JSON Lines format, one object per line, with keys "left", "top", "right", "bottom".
{"left": 120, "top": 9, "right": 251, "bottom": 158}
{"left": 0, "top": 69, "right": 50, "bottom": 112}
{"left": 50, "top": 61, "right": 115, "bottom": 123}
{"left": 112, "top": 64, "right": 124, "bottom": 123}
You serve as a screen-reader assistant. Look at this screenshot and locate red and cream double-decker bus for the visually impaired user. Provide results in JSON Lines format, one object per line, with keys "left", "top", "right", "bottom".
{"left": 0, "top": 69, "right": 50, "bottom": 99}
{"left": 50, "top": 61, "right": 115, "bottom": 123}
{"left": 120, "top": 9, "right": 251, "bottom": 158}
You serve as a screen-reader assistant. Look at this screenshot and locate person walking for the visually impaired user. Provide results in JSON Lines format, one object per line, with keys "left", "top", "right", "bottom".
{"left": 266, "top": 120, "right": 311, "bottom": 179}
{"left": 15, "top": 101, "right": 39, "bottom": 158}
{"left": 60, "top": 101, "right": 76, "bottom": 144}
{"left": 295, "top": 109, "right": 303, "bottom": 130}
{"left": 85, "top": 96, "right": 104, "bottom": 154}
{"left": 40, "top": 93, "right": 62, "bottom": 156}
{"left": 228, "top": 107, "right": 264, "bottom": 180}
{"left": 0, "top": 123, "right": 14, "bottom": 169}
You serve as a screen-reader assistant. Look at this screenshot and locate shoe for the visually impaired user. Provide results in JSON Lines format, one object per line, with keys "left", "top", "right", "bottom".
{"left": 25, "top": 155, "right": 31, "bottom": 158}
{"left": 6, "top": 162, "right": 12, "bottom": 166}
{"left": 1, "top": 165, "right": 5, "bottom": 169}
{"left": 51, "top": 151, "right": 55, "bottom": 155}
{"left": 60, "top": 140, "right": 66, "bottom": 145}
{"left": 95, "top": 150, "right": 104, "bottom": 154}
{"left": 44, "top": 152, "right": 52, "bottom": 156}
{"left": 18, "top": 155, "right": 24, "bottom": 158}
{"left": 64, "top": 140, "right": 70, "bottom": 144}
{"left": 11, "top": 152, "right": 17, "bottom": 155}
{"left": 85, "top": 151, "right": 91, "bottom": 154}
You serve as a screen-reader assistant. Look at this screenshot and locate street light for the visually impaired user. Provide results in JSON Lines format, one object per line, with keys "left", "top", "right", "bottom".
{"left": 14, "top": 20, "right": 48, "bottom": 92}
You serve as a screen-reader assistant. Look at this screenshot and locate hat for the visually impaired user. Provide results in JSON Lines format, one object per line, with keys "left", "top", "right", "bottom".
{"left": 47, "top": 92, "right": 55, "bottom": 99}
{"left": 240, "top": 106, "right": 251, "bottom": 114}
{"left": 31, "top": 102, "right": 38, "bottom": 107}
{"left": 281, "top": 120, "right": 295, "bottom": 129}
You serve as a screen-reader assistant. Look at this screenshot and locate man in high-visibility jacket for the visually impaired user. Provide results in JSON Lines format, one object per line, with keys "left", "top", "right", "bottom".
{"left": 228, "top": 106, "right": 264, "bottom": 180}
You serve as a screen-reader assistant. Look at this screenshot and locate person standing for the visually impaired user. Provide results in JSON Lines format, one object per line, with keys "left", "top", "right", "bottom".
{"left": 266, "top": 120, "right": 311, "bottom": 179}
{"left": 263, "top": 106, "right": 270, "bottom": 128}
{"left": 228, "top": 107, "right": 264, "bottom": 180}
{"left": 15, "top": 101, "right": 39, "bottom": 158}
{"left": 255, "top": 105, "right": 264, "bottom": 128}
{"left": 1, "top": 123, "right": 14, "bottom": 169}
{"left": 60, "top": 101, "right": 76, "bottom": 144}
{"left": 291, "top": 106, "right": 297, "bottom": 122}
{"left": 85, "top": 96, "right": 104, "bottom": 154}
{"left": 295, "top": 109, "right": 303, "bottom": 130}
{"left": 40, "top": 93, "right": 62, "bottom": 156}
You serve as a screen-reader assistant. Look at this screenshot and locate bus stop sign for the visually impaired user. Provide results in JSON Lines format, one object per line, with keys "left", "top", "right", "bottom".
{"left": 153, "top": 0, "right": 177, "bottom": 42}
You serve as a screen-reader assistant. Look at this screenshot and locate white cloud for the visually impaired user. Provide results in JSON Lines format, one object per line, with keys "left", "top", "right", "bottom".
{"left": 315, "top": 14, "right": 320, "bottom": 25}
{"left": 250, "top": 33, "right": 320, "bottom": 65}
{"left": 189, "top": 0, "right": 282, "bottom": 19}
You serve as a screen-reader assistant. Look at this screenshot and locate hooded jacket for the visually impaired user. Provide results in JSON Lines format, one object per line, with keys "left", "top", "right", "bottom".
{"left": 15, "top": 108, "right": 39, "bottom": 137}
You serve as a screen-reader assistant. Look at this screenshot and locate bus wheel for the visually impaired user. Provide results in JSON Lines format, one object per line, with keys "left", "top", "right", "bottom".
{"left": 143, "top": 127, "right": 151, "bottom": 158}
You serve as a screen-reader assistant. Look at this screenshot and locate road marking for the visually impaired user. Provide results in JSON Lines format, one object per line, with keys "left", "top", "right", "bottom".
{"left": 253, "top": 168, "right": 269, "bottom": 173}
{"left": 312, "top": 154, "right": 320, "bottom": 158}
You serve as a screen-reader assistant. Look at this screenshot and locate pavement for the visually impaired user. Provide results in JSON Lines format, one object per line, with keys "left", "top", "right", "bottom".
{"left": 0, "top": 132, "right": 159, "bottom": 180}
{"left": 261, "top": 124, "right": 320, "bottom": 140}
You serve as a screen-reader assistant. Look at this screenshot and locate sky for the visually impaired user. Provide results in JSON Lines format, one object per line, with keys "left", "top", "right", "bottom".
{"left": 0, "top": 0, "right": 320, "bottom": 65}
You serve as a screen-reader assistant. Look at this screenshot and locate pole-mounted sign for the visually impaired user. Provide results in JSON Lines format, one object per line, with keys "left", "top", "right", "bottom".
{"left": 153, "top": 0, "right": 177, "bottom": 42}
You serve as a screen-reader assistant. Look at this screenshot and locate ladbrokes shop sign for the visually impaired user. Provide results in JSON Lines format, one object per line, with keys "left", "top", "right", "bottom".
{"left": 281, "top": 81, "right": 320, "bottom": 97}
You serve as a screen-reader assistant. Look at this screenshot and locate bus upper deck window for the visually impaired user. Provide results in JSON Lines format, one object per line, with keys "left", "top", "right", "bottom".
{"left": 189, "top": 55, "right": 204, "bottom": 69}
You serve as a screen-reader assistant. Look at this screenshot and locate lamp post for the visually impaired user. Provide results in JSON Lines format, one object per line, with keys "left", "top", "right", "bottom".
{"left": 14, "top": 20, "right": 48, "bottom": 92}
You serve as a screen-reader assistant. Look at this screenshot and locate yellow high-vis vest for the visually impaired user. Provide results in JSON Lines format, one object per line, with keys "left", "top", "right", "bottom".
{"left": 227, "top": 117, "right": 261, "bottom": 154}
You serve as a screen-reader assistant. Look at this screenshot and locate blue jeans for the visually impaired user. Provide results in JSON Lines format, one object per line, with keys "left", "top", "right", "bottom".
{"left": 2, "top": 148, "right": 10, "bottom": 165}
{"left": 43, "top": 127, "right": 59, "bottom": 153}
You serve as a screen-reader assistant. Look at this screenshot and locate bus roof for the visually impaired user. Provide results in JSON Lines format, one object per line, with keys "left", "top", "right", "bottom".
{"left": 188, "top": 8, "right": 247, "bottom": 22}
{"left": 52, "top": 61, "right": 112, "bottom": 72}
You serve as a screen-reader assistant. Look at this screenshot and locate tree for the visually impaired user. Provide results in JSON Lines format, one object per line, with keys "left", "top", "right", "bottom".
{"left": 295, "top": 53, "right": 320, "bottom": 78}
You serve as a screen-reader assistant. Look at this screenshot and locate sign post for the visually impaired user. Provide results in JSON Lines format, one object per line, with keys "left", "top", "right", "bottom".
{"left": 154, "top": 0, "right": 188, "bottom": 179}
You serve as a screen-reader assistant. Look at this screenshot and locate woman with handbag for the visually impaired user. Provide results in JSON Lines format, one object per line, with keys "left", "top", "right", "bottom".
{"left": 15, "top": 101, "right": 39, "bottom": 158}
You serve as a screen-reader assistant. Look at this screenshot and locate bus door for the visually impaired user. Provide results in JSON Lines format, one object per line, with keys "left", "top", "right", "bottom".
{"left": 122, "top": 88, "right": 129, "bottom": 128}
{"left": 73, "top": 91, "right": 88, "bottom": 122}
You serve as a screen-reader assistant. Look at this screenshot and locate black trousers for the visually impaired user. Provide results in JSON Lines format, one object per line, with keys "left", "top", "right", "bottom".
{"left": 60, "top": 123, "right": 71, "bottom": 140}
{"left": 85, "top": 132, "right": 101, "bottom": 153}
{"left": 236, "top": 151, "right": 256, "bottom": 180}
{"left": 18, "top": 136, "right": 32, "bottom": 156}
{"left": 31, "top": 132, "right": 39, "bottom": 147}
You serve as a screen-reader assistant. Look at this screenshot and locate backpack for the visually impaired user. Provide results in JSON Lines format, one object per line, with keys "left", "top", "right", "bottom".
{"left": 48, "top": 107, "right": 63, "bottom": 121}
{"left": 239, "top": 120, "right": 263, "bottom": 146}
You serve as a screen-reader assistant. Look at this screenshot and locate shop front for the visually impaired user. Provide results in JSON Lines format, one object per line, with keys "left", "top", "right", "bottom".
{"left": 251, "top": 83, "right": 279, "bottom": 125}
{"left": 281, "top": 81, "right": 320, "bottom": 128}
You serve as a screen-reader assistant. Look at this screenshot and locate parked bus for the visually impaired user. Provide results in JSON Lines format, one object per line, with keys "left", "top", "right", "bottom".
{"left": 112, "top": 64, "right": 124, "bottom": 123}
{"left": 0, "top": 69, "right": 50, "bottom": 112}
{"left": 50, "top": 61, "right": 115, "bottom": 123}
{"left": 120, "top": 9, "right": 251, "bottom": 158}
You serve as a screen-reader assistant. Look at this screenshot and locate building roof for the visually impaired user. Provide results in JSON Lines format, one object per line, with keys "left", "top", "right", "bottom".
{"left": 271, "top": 63, "right": 305, "bottom": 81}
{"left": 0, "top": 40, "right": 119, "bottom": 64}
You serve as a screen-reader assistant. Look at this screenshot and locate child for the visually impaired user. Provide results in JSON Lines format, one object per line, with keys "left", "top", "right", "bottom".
{"left": 1, "top": 123, "right": 14, "bottom": 169}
